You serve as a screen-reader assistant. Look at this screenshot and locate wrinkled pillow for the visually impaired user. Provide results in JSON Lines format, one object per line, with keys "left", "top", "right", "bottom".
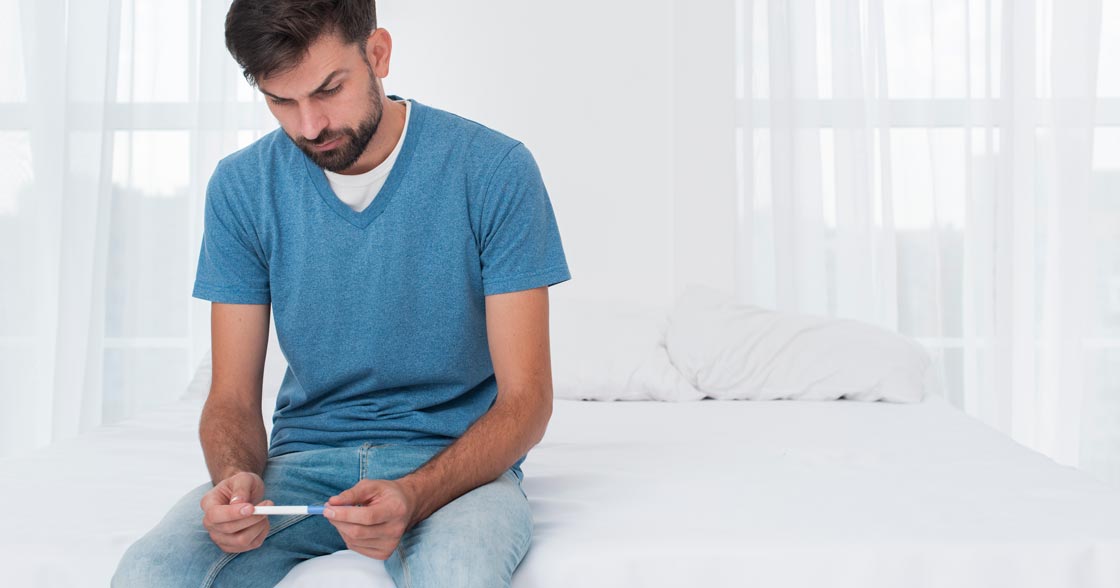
{"left": 664, "top": 287, "right": 933, "bottom": 402}
{"left": 550, "top": 289, "right": 936, "bottom": 402}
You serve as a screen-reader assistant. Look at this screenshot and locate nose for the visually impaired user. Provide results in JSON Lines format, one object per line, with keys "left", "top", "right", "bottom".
{"left": 297, "top": 102, "right": 329, "bottom": 142}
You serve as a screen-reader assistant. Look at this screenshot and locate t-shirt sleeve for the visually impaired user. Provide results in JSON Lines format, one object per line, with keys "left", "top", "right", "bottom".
{"left": 191, "top": 162, "right": 271, "bottom": 304}
{"left": 479, "top": 142, "right": 571, "bottom": 296}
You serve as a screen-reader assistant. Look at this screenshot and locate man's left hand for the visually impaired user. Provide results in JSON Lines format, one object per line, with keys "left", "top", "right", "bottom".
{"left": 324, "top": 479, "right": 420, "bottom": 561}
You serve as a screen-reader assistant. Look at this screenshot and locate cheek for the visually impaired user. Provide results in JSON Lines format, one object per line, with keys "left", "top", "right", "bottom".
{"left": 337, "top": 94, "right": 372, "bottom": 123}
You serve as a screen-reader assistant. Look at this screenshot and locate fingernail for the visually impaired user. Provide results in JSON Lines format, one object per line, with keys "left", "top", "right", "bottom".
{"left": 240, "top": 505, "right": 253, "bottom": 516}
{"left": 323, "top": 508, "right": 335, "bottom": 518}
{"left": 230, "top": 496, "right": 242, "bottom": 504}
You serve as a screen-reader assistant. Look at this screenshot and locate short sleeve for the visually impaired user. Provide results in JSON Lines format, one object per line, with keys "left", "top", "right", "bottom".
{"left": 479, "top": 143, "right": 571, "bottom": 296}
{"left": 191, "top": 162, "right": 271, "bottom": 304}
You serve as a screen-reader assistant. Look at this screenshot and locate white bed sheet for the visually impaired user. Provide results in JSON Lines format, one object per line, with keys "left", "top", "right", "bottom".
{"left": 4, "top": 395, "right": 1120, "bottom": 587}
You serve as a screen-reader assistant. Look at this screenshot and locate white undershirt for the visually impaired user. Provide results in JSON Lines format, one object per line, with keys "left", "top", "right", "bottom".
{"left": 324, "top": 99, "right": 410, "bottom": 213}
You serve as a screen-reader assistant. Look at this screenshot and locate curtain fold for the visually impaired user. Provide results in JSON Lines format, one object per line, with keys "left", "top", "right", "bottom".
{"left": 738, "top": 0, "right": 1114, "bottom": 482}
{"left": 0, "top": 0, "right": 274, "bottom": 458}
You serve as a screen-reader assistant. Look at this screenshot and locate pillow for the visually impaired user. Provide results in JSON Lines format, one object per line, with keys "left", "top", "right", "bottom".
{"left": 548, "top": 290, "right": 936, "bottom": 403}
{"left": 549, "top": 298, "right": 698, "bottom": 401}
{"left": 663, "top": 287, "right": 933, "bottom": 402}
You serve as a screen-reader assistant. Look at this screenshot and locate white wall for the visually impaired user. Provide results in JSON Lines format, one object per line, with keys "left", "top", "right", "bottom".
{"left": 379, "top": 0, "right": 736, "bottom": 309}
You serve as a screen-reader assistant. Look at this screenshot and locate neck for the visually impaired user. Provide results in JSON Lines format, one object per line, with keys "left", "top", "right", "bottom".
{"left": 337, "top": 98, "right": 407, "bottom": 176}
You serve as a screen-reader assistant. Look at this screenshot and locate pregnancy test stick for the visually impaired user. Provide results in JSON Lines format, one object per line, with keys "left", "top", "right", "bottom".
{"left": 252, "top": 505, "right": 326, "bottom": 516}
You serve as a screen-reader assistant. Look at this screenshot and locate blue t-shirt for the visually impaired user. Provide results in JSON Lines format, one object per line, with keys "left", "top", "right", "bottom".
{"left": 192, "top": 97, "right": 571, "bottom": 464}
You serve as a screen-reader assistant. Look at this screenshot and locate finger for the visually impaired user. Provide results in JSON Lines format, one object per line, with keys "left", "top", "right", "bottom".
{"left": 331, "top": 479, "right": 394, "bottom": 506}
{"left": 206, "top": 492, "right": 277, "bottom": 531}
{"left": 327, "top": 518, "right": 399, "bottom": 541}
{"left": 245, "top": 519, "right": 271, "bottom": 550}
{"left": 206, "top": 503, "right": 258, "bottom": 526}
{"left": 216, "top": 519, "right": 269, "bottom": 553}
{"left": 329, "top": 480, "right": 383, "bottom": 506}
{"left": 229, "top": 475, "right": 262, "bottom": 505}
{"left": 200, "top": 488, "right": 225, "bottom": 511}
{"left": 210, "top": 509, "right": 267, "bottom": 535}
{"left": 226, "top": 516, "right": 269, "bottom": 547}
{"left": 200, "top": 481, "right": 237, "bottom": 510}
{"left": 346, "top": 539, "right": 399, "bottom": 561}
{"left": 349, "top": 544, "right": 394, "bottom": 561}
{"left": 336, "top": 529, "right": 398, "bottom": 558}
{"left": 323, "top": 505, "right": 392, "bottom": 526}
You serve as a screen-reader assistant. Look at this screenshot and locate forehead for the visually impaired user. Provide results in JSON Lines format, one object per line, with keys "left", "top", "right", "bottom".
{"left": 259, "top": 33, "right": 362, "bottom": 93}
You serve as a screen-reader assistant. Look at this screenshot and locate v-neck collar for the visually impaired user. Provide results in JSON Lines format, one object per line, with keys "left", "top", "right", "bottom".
{"left": 302, "top": 96, "right": 425, "bottom": 230}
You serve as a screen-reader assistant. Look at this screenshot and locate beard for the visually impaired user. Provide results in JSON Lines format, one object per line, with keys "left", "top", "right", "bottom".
{"left": 294, "top": 75, "right": 384, "bottom": 173}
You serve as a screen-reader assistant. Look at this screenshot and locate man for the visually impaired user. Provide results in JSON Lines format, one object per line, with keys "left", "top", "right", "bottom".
{"left": 112, "top": 0, "right": 569, "bottom": 586}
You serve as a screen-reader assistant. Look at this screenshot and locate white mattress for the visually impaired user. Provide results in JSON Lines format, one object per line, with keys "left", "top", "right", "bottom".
{"left": 4, "top": 395, "right": 1120, "bottom": 587}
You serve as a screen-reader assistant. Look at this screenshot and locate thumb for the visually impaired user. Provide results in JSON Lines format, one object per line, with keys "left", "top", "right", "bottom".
{"left": 229, "top": 475, "right": 259, "bottom": 505}
{"left": 329, "top": 481, "right": 378, "bottom": 506}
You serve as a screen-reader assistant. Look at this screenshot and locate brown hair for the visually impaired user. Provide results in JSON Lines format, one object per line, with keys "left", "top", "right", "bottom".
{"left": 225, "top": 0, "right": 378, "bottom": 87}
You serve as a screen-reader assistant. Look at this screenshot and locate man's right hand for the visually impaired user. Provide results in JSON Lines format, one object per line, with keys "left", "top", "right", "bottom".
{"left": 200, "top": 471, "right": 274, "bottom": 553}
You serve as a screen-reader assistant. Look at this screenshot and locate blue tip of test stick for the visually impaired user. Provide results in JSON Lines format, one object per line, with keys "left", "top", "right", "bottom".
{"left": 307, "top": 505, "right": 326, "bottom": 515}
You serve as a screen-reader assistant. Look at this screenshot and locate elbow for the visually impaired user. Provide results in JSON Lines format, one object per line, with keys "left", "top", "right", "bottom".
{"left": 500, "top": 385, "right": 553, "bottom": 447}
{"left": 532, "top": 389, "right": 553, "bottom": 447}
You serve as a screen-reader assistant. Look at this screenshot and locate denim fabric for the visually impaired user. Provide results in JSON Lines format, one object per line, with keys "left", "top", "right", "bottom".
{"left": 112, "top": 444, "right": 532, "bottom": 587}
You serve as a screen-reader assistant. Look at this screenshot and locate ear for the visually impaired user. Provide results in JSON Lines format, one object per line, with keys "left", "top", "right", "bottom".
{"left": 365, "top": 28, "right": 393, "bottom": 79}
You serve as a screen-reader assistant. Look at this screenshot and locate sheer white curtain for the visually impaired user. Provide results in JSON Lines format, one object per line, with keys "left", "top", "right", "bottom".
{"left": 737, "top": 0, "right": 1120, "bottom": 483}
{"left": 0, "top": 0, "right": 274, "bottom": 457}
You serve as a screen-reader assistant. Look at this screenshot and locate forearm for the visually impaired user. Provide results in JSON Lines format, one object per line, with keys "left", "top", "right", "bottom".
{"left": 398, "top": 392, "right": 551, "bottom": 526}
{"left": 199, "top": 397, "right": 268, "bottom": 485}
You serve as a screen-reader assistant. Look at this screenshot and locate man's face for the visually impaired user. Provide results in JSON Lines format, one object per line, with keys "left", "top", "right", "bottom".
{"left": 258, "top": 33, "right": 384, "bottom": 173}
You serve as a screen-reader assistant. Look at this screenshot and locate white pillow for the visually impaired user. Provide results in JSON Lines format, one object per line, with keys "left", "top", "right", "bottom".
{"left": 549, "top": 298, "right": 699, "bottom": 401}
{"left": 663, "top": 287, "right": 932, "bottom": 402}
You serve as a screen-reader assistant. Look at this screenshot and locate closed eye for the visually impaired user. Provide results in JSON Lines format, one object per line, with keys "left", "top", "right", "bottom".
{"left": 266, "top": 85, "right": 342, "bottom": 106}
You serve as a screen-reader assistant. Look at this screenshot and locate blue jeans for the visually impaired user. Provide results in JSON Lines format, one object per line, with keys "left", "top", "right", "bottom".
{"left": 112, "top": 444, "right": 533, "bottom": 587}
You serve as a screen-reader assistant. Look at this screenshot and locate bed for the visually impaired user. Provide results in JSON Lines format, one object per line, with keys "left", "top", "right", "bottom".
{"left": 6, "top": 293, "right": 1120, "bottom": 587}
{"left": 4, "top": 390, "right": 1120, "bottom": 587}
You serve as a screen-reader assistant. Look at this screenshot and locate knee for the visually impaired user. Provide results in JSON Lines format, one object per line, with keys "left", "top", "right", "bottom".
{"left": 112, "top": 537, "right": 168, "bottom": 588}
{"left": 394, "top": 552, "right": 522, "bottom": 588}
{"left": 387, "top": 473, "right": 534, "bottom": 588}
{"left": 112, "top": 534, "right": 211, "bottom": 588}
{"left": 390, "top": 523, "right": 533, "bottom": 588}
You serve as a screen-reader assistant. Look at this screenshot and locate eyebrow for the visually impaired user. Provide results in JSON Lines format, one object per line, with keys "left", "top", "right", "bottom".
{"left": 261, "top": 69, "right": 348, "bottom": 102}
